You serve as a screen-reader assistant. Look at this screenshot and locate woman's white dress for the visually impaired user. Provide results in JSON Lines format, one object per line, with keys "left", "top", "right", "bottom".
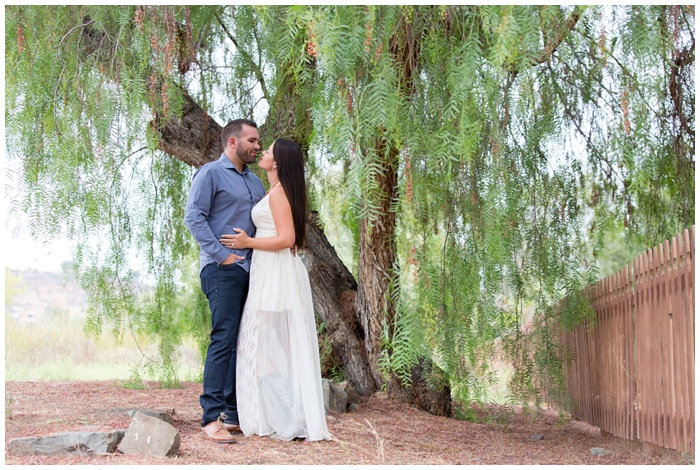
{"left": 236, "top": 194, "right": 331, "bottom": 441}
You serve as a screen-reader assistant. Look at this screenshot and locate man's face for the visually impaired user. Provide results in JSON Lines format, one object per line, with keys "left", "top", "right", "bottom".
{"left": 233, "top": 124, "right": 261, "bottom": 165}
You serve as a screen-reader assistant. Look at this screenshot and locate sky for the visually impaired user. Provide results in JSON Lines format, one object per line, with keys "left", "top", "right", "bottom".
{"left": 4, "top": 150, "right": 72, "bottom": 273}
{"left": 4, "top": 223, "right": 73, "bottom": 273}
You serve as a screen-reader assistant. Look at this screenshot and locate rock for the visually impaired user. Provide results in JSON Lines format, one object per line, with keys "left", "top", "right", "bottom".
{"left": 9, "top": 430, "right": 125, "bottom": 456}
{"left": 530, "top": 434, "right": 543, "bottom": 441}
{"left": 322, "top": 379, "right": 347, "bottom": 414}
{"left": 321, "top": 379, "right": 361, "bottom": 413}
{"left": 330, "top": 382, "right": 348, "bottom": 407}
{"left": 342, "top": 382, "right": 361, "bottom": 409}
{"left": 322, "top": 379, "right": 331, "bottom": 412}
{"left": 118, "top": 411, "right": 180, "bottom": 457}
{"left": 127, "top": 408, "right": 172, "bottom": 424}
{"left": 590, "top": 447, "right": 613, "bottom": 456}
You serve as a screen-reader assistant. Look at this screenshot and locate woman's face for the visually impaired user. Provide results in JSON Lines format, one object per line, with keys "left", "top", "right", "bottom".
{"left": 258, "top": 141, "right": 276, "bottom": 171}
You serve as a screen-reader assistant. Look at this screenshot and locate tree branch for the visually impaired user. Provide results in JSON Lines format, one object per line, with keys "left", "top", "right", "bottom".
{"left": 670, "top": 42, "right": 695, "bottom": 141}
{"left": 214, "top": 11, "right": 270, "bottom": 102}
{"left": 532, "top": 6, "right": 585, "bottom": 66}
{"left": 150, "top": 88, "right": 223, "bottom": 167}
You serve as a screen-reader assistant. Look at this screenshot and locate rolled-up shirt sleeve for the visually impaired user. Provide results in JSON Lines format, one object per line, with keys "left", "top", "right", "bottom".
{"left": 185, "top": 168, "right": 230, "bottom": 265}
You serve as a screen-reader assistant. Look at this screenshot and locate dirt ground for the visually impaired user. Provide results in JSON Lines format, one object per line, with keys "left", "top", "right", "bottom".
{"left": 4, "top": 380, "right": 693, "bottom": 465}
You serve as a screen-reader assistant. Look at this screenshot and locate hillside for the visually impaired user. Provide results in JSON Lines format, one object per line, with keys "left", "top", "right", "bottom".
{"left": 6, "top": 268, "right": 87, "bottom": 323}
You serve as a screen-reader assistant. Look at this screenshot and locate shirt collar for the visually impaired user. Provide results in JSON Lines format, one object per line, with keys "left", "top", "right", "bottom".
{"left": 219, "top": 153, "right": 249, "bottom": 175}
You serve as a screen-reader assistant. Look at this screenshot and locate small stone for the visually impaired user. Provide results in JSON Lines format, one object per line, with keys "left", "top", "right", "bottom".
{"left": 330, "top": 383, "right": 348, "bottom": 408}
{"left": 530, "top": 433, "right": 543, "bottom": 440}
{"left": 590, "top": 447, "right": 613, "bottom": 456}
{"left": 344, "top": 385, "right": 361, "bottom": 407}
{"left": 322, "top": 379, "right": 347, "bottom": 414}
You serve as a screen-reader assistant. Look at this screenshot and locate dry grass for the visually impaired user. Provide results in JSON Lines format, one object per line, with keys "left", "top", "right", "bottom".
{"left": 4, "top": 381, "right": 693, "bottom": 465}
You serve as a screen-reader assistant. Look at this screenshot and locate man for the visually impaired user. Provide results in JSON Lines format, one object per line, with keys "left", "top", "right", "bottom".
{"left": 185, "top": 119, "right": 265, "bottom": 443}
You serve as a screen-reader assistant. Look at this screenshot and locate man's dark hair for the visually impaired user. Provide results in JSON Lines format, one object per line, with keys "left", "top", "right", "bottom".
{"left": 221, "top": 119, "right": 258, "bottom": 150}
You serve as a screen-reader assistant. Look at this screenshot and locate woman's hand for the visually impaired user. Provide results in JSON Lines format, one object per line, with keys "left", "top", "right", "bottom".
{"left": 219, "top": 228, "right": 250, "bottom": 249}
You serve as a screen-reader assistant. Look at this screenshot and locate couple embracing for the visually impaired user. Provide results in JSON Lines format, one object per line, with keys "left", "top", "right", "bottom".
{"left": 185, "top": 119, "right": 331, "bottom": 443}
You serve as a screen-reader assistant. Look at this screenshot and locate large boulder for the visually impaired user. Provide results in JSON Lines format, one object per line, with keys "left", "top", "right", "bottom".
{"left": 9, "top": 430, "right": 125, "bottom": 456}
{"left": 117, "top": 411, "right": 180, "bottom": 457}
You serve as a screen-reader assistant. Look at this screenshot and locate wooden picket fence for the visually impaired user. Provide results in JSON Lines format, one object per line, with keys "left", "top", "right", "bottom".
{"left": 559, "top": 226, "right": 694, "bottom": 453}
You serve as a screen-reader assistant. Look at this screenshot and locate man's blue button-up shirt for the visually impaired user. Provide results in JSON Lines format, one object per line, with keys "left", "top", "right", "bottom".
{"left": 185, "top": 153, "right": 265, "bottom": 273}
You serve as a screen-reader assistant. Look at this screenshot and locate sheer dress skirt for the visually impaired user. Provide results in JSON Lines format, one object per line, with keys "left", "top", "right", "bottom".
{"left": 236, "top": 199, "right": 330, "bottom": 442}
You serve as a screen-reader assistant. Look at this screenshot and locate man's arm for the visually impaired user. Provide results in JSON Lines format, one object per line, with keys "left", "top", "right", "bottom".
{"left": 185, "top": 168, "right": 241, "bottom": 265}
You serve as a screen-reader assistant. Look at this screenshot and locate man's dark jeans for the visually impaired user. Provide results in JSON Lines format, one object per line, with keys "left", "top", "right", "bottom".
{"left": 199, "top": 262, "right": 249, "bottom": 427}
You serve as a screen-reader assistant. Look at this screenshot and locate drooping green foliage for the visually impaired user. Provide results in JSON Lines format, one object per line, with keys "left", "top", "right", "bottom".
{"left": 5, "top": 5, "right": 693, "bottom": 410}
{"left": 300, "top": 4, "right": 694, "bottom": 407}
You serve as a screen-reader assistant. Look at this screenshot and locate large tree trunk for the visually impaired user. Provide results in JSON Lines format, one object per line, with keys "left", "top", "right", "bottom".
{"left": 350, "top": 9, "right": 453, "bottom": 414}
{"left": 356, "top": 141, "right": 398, "bottom": 390}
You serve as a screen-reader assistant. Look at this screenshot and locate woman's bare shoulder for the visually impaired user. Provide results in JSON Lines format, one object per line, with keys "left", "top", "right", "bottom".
{"left": 268, "top": 184, "right": 291, "bottom": 207}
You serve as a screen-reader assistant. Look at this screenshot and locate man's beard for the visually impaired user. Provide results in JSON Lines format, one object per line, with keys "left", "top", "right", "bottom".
{"left": 237, "top": 146, "right": 256, "bottom": 165}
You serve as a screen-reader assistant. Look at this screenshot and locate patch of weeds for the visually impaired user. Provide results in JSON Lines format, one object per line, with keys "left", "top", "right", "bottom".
{"left": 329, "top": 365, "right": 346, "bottom": 383}
{"left": 121, "top": 368, "right": 146, "bottom": 390}
{"left": 181, "top": 369, "right": 203, "bottom": 383}
{"left": 454, "top": 400, "right": 514, "bottom": 427}
{"left": 157, "top": 367, "right": 183, "bottom": 389}
{"left": 554, "top": 410, "right": 573, "bottom": 427}
{"left": 454, "top": 402, "right": 481, "bottom": 423}
{"left": 318, "top": 320, "right": 343, "bottom": 381}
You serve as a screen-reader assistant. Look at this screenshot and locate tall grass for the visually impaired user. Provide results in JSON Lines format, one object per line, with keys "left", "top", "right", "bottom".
{"left": 5, "top": 307, "right": 203, "bottom": 382}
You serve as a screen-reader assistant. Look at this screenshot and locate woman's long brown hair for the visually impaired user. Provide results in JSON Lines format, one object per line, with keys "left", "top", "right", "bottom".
{"left": 273, "top": 138, "right": 307, "bottom": 248}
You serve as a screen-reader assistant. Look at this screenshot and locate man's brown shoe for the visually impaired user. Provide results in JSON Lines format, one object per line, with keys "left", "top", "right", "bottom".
{"left": 224, "top": 423, "right": 242, "bottom": 433}
{"left": 202, "top": 420, "right": 237, "bottom": 443}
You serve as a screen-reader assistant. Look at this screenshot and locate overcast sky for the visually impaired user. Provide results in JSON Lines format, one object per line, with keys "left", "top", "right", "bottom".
{"left": 4, "top": 146, "right": 72, "bottom": 272}
{"left": 4, "top": 215, "right": 72, "bottom": 273}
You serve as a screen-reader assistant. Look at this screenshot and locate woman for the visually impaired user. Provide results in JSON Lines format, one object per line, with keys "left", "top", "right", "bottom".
{"left": 220, "top": 138, "right": 331, "bottom": 442}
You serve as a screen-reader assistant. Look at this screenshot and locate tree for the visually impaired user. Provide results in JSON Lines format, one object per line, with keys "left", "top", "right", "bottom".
{"left": 5, "top": 5, "right": 694, "bottom": 411}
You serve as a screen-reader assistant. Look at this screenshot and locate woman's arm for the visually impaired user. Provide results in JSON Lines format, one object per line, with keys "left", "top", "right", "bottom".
{"left": 220, "top": 185, "right": 295, "bottom": 252}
